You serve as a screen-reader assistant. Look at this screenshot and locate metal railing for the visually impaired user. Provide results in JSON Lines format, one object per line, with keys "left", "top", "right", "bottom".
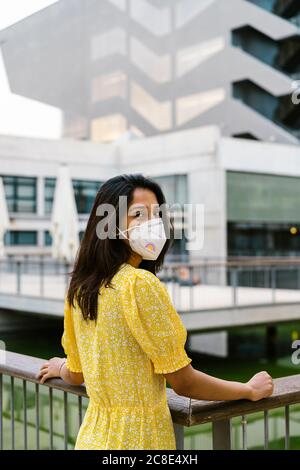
{"left": 1, "top": 257, "right": 300, "bottom": 311}
{"left": 0, "top": 257, "right": 72, "bottom": 300}
{"left": 1, "top": 351, "right": 300, "bottom": 450}
{"left": 160, "top": 258, "right": 300, "bottom": 311}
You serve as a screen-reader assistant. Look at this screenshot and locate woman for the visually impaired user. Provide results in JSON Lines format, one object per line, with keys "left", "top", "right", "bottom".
{"left": 37, "top": 173, "right": 274, "bottom": 450}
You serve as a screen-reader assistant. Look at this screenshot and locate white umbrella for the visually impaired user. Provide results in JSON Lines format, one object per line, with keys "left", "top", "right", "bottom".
{"left": 50, "top": 164, "right": 80, "bottom": 263}
{"left": 0, "top": 176, "right": 9, "bottom": 259}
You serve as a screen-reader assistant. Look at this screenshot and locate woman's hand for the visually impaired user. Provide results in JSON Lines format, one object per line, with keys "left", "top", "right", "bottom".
{"left": 246, "top": 371, "right": 274, "bottom": 401}
{"left": 37, "top": 357, "right": 65, "bottom": 384}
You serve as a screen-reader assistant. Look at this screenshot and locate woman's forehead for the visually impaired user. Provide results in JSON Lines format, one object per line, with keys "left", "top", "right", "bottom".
{"left": 129, "top": 187, "right": 158, "bottom": 206}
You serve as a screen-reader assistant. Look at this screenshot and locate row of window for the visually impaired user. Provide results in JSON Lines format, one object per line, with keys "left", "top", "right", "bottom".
{"left": 2, "top": 176, "right": 103, "bottom": 215}
{"left": 5, "top": 222, "right": 300, "bottom": 253}
{"left": 2, "top": 175, "right": 188, "bottom": 215}
{"left": 4, "top": 231, "right": 86, "bottom": 246}
{"left": 228, "top": 222, "right": 300, "bottom": 256}
{"left": 4, "top": 231, "right": 187, "bottom": 255}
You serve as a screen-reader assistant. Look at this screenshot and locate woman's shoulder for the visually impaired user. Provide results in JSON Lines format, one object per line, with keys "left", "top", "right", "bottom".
{"left": 117, "top": 264, "right": 172, "bottom": 309}
{"left": 116, "top": 263, "right": 163, "bottom": 290}
{"left": 135, "top": 267, "right": 162, "bottom": 287}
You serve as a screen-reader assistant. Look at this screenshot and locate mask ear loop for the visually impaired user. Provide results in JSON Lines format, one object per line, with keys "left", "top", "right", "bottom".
{"left": 116, "top": 224, "right": 138, "bottom": 239}
{"left": 117, "top": 218, "right": 160, "bottom": 239}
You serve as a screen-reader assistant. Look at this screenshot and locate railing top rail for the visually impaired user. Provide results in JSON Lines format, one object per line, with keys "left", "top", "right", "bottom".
{"left": 2, "top": 351, "right": 300, "bottom": 426}
{"left": 163, "top": 258, "right": 300, "bottom": 268}
{"left": 2, "top": 257, "right": 300, "bottom": 270}
{"left": 1, "top": 351, "right": 87, "bottom": 397}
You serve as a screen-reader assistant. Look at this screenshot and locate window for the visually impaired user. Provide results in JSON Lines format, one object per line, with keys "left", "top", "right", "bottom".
{"left": 152, "top": 174, "right": 188, "bottom": 206}
{"left": 73, "top": 180, "right": 102, "bottom": 214}
{"left": 176, "top": 37, "right": 225, "bottom": 77}
{"left": 91, "top": 114, "right": 127, "bottom": 142}
{"left": 2, "top": 176, "right": 36, "bottom": 213}
{"left": 44, "top": 178, "right": 103, "bottom": 214}
{"left": 44, "top": 230, "right": 52, "bottom": 246}
{"left": 4, "top": 231, "right": 37, "bottom": 246}
{"left": 152, "top": 175, "right": 188, "bottom": 256}
{"left": 91, "top": 71, "right": 127, "bottom": 102}
{"left": 176, "top": 89, "right": 225, "bottom": 126}
{"left": 45, "top": 178, "right": 56, "bottom": 215}
{"left": 228, "top": 222, "right": 300, "bottom": 256}
{"left": 227, "top": 171, "right": 300, "bottom": 223}
{"left": 91, "top": 28, "right": 126, "bottom": 61}
{"left": 130, "top": 37, "right": 171, "bottom": 83}
{"left": 79, "top": 230, "right": 85, "bottom": 242}
{"left": 131, "top": 82, "right": 171, "bottom": 131}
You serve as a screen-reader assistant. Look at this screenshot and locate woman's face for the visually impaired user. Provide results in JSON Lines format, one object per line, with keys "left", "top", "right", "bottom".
{"left": 122, "top": 187, "right": 160, "bottom": 247}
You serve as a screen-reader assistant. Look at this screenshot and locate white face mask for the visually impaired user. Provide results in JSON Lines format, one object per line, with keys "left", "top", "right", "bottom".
{"left": 117, "top": 217, "right": 167, "bottom": 260}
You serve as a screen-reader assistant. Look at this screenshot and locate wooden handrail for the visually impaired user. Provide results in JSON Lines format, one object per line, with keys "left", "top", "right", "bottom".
{"left": 1, "top": 351, "right": 300, "bottom": 427}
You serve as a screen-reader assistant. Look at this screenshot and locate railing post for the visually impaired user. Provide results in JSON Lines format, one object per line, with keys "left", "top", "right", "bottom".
{"left": 189, "top": 266, "right": 194, "bottom": 310}
{"left": 16, "top": 261, "right": 21, "bottom": 295}
{"left": 231, "top": 268, "right": 238, "bottom": 306}
{"left": 212, "top": 419, "right": 232, "bottom": 450}
{"left": 271, "top": 267, "right": 276, "bottom": 303}
{"left": 173, "top": 423, "right": 184, "bottom": 450}
{"left": 40, "top": 257, "right": 44, "bottom": 297}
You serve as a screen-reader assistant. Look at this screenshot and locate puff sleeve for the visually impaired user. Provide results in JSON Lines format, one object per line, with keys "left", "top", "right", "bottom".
{"left": 61, "top": 296, "right": 83, "bottom": 373}
{"left": 122, "top": 270, "right": 192, "bottom": 374}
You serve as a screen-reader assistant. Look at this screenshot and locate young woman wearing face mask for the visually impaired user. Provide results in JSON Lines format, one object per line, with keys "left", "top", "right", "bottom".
{"left": 37, "top": 174, "right": 273, "bottom": 450}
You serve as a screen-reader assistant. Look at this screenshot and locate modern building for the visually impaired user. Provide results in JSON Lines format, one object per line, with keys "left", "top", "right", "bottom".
{"left": 1, "top": 125, "right": 300, "bottom": 260}
{"left": 0, "top": 0, "right": 299, "bottom": 144}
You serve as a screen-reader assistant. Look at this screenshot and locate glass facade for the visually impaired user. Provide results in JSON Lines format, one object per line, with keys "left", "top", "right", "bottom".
{"left": 45, "top": 178, "right": 103, "bottom": 214}
{"left": 176, "top": 88, "right": 225, "bottom": 126}
{"left": 4, "top": 231, "right": 37, "bottom": 246}
{"left": 91, "top": 71, "right": 127, "bottom": 103}
{"left": 44, "top": 230, "right": 52, "bottom": 246}
{"left": 227, "top": 171, "right": 300, "bottom": 223}
{"left": 131, "top": 82, "right": 172, "bottom": 131}
{"left": 73, "top": 179, "right": 103, "bottom": 214}
{"left": 152, "top": 174, "right": 188, "bottom": 256}
{"left": 44, "top": 178, "right": 56, "bottom": 215}
{"left": 228, "top": 222, "right": 300, "bottom": 256}
{"left": 2, "top": 176, "right": 37, "bottom": 213}
{"left": 227, "top": 171, "right": 300, "bottom": 256}
{"left": 152, "top": 174, "right": 188, "bottom": 206}
{"left": 91, "top": 115, "right": 127, "bottom": 143}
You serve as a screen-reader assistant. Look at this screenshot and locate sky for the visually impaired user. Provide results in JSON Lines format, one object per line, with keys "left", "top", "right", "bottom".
{"left": 0, "top": 0, "right": 62, "bottom": 139}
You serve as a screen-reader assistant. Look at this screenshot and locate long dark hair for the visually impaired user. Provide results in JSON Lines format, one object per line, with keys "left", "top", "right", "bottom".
{"left": 67, "top": 174, "right": 174, "bottom": 321}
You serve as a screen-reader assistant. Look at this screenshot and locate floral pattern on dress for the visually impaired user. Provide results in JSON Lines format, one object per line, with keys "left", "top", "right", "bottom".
{"left": 61, "top": 263, "right": 192, "bottom": 450}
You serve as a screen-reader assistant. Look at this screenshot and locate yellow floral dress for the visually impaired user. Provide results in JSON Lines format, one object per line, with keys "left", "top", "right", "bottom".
{"left": 61, "top": 262, "right": 192, "bottom": 450}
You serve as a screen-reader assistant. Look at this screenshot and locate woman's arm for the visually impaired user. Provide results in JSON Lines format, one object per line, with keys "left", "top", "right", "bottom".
{"left": 164, "top": 364, "right": 273, "bottom": 402}
{"left": 37, "top": 357, "right": 84, "bottom": 386}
